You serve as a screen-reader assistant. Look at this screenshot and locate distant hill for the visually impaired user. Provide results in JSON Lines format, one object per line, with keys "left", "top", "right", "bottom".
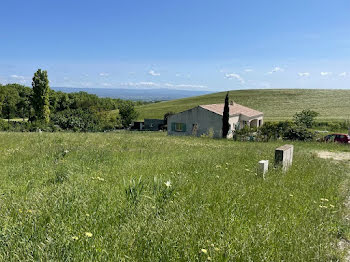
{"left": 51, "top": 87, "right": 211, "bottom": 101}
{"left": 136, "top": 89, "right": 350, "bottom": 121}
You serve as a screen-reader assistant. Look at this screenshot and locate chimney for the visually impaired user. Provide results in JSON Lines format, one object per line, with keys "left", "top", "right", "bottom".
{"left": 230, "top": 101, "right": 234, "bottom": 106}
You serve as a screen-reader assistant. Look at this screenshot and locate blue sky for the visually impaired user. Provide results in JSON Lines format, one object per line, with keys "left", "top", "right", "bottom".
{"left": 1, "top": 0, "right": 350, "bottom": 91}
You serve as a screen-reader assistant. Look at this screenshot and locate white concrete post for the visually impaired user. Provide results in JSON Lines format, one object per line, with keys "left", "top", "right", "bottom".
{"left": 257, "top": 160, "right": 269, "bottom": 178}
{"left": 275, "top": 144, "right": 294, "bottom": 171}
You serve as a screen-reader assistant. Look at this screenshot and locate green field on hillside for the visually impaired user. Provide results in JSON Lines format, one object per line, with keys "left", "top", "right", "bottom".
{"left": 0, "top": 132, "right": 350, "bottom": 261}
{"left": 137, "top": 89, "right": 350, "bottom": 122}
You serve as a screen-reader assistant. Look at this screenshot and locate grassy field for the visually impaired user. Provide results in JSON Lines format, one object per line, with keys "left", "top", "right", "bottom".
{"left": 0, "top": 132, "right": 350, "bottom": 261}
{"left": 136, "top": 89, "right": 350, "bottom": 122}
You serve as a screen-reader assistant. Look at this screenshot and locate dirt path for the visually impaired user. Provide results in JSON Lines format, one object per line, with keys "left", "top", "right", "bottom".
{"left": 317, "top": 151, "right": 350, "bottom": 162}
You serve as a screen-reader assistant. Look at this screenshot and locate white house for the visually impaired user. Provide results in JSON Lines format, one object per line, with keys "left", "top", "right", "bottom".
{"left": 167, "top": 102, "right": 263, "bottom": 138}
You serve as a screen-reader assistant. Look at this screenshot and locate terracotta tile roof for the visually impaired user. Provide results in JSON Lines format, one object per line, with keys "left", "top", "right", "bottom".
{"left": 200, "top": 103, "right": 263, "bottom": 117}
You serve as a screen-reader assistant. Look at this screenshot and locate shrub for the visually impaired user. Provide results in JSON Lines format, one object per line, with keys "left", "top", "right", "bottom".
{"left": 259, "top": 121, "right": 293, "bottom": 141}
{"left": 283, "top": 125, "right": 315, "bottom": 141}
{"left": 294, "top": 109, "right": 319, "bottom": 128}
{"left": 119, "top": 101, "right": 139, "bottom": 128}
{"left": 51, "top": 108, "right": 101, "bottom": 132}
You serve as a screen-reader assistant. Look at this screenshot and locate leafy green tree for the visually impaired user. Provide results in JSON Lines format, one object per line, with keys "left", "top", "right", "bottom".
{"left": 294, "top": 109, "right": 319, "bottom": 128}
{"left": 118, "top": 101, "right": 139, "bottom": 128}
{"left": 222, "top": 92, "right": 230, "bottom": 138}
{"left": 2, "top": 93, "right": 18, "bottom": 124}
{"left": 163, "top": 111, "right": 175, "bottom": 122}
{"left": 17, "top": 97, "right": 30, "bottom": 121}
{"left": 32, "top": 69, "right": 51, "bottom": 123}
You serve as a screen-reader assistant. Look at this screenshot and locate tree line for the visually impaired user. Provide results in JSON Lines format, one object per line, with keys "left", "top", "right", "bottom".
{"left": 0, "top": 69, "right": 142, "bottom": 131}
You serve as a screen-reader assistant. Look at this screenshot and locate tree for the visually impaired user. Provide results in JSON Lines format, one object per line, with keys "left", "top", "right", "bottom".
{"left": 118, "top": 101, "right": 139, "bottom": 128}
{"left": 163, "top": 111, "right": 175, "bottom": 122}
{"left": 17, "top": 97, "right": 30, "bottom": 121}
{"left": 32, "top": 69, "right": 51, "bottom": 123}
{"left": 2, "top": 94, "right": 17, "bottom": 124}
{"left": 293, "top": 109, "right": 319, "bottom": 128}
{"left": 222, "top": 92, "right": 230, "bottom": 138}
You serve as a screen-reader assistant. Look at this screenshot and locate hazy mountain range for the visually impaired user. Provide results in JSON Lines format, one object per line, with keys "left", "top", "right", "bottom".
{"left": 51, "top": 87, "right": 211, "bottom": 101}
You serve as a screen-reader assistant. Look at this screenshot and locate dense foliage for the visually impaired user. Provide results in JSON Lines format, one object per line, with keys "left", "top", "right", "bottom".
{"left": 294, "top": 109, "right": 319, "bottom": 128}
{"left": 118, "top": 101, "right": 139, "bottom": 128}
{"left": 32, "top": 69, "right": 51, "bottom": 123}
{"left": 0, "top": 81, "right": 141, "bottom": 132}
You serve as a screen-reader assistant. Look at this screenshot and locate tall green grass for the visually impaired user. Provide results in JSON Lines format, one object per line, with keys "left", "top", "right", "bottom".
{"left": 0, "top": 132, "right": 349, "bottom": 261}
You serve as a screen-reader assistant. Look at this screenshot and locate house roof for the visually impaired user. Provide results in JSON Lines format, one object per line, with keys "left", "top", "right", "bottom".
{"left": 200, "top": 103, "right": 263, "bottom": 118}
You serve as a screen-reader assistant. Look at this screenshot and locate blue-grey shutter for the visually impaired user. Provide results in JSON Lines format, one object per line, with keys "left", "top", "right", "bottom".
{"left": 171, "top": 122, "right": 175, "bottom": 131}
{"left": 182, "top": 123, "right": 186, "bottom": 132}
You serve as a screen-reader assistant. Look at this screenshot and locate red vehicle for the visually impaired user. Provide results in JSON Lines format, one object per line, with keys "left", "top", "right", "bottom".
{"left": 323, "top": 133, "right": 350, "bottom": 144}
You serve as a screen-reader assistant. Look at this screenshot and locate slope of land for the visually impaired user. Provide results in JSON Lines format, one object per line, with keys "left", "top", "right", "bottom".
{"left": 136, "top": 89, "right": 350, "bottom": 121}
{"left": 0, "top": 132, "right": 349, "bottom": 260}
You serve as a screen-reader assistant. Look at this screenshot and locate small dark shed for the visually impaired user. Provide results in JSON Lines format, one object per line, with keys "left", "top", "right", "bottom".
{"left": 131, "top": 121, "right": 144, "bottom": 130}
{"left": 144, "top": 119, "right": 165, "bottom": 131}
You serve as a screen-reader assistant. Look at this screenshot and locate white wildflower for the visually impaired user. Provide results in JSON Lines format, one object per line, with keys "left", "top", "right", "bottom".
{"left": 165, "top": 181, "right": 172, "bottom": 188}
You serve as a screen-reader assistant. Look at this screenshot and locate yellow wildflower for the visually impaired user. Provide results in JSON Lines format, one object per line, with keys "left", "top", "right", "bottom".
{"left": 72, "top": 236, "right": 79, "bottom": 241}
{"left": 85, "top": 232, "right": 93, "bottom": 237}
{"left": 201, "top": 249, "right": 208, "bottom": 254}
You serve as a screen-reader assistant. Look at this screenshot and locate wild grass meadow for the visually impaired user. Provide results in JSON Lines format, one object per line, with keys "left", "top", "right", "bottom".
{"left": 0, "top": 132, "right": 349, "bottom": 261}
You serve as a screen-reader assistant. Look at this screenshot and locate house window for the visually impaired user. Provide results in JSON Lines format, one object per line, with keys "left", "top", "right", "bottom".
{"left": 171, "top": 122, "right": 186, "bottom": 132}
{"left": 175, "top": 123, "right": 183, "bottom": 131}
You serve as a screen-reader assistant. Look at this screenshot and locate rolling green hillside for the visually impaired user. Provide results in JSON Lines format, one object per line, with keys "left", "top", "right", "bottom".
{"left": 137, "top": 89, "right": 350, "bottom": 121}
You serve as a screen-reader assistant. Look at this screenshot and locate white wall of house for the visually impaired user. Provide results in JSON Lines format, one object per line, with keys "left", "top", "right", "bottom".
{"left": 239, "top": 115, "right": 263, "bottom": 129}
{"left": 229, "top": 115, "right": 240, "bottom": 131}
{"left": 167, "top": 107, "right": 264, "bottom": 138}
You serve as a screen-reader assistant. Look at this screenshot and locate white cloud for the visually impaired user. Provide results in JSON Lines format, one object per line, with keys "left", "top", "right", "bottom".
{"left": 10, "top": 74, "right": 25, "bottom": 79}
{"left": 99, "top": 72, "right": 109, "bottom": 77}
{"left": 102, "top": 83, "right": 112, "bottom": 87}
{"left": 244, "top": 69, "right": 253, "bottom": 72}
{"left": 224, "top": 73, "right": 245, "bottom": 84}
{"left": 320, "top": 72, "right": 332, "bottom": 76}
{"left": 165, "top": 83, "right": 207, "bottom": 89}
{"left": 121, "top": 81, "right": 159, "bottom": 87}
{"left": 339, "top": 72, "right": 347, "bottom": 77}
{"left": 120, "top": 81, "right": 207, "bottom": 90}
{"left": 298, "top": 72, "right": 310, "bottom": 77}
{"left": 268, "top": 67, "right": 284, "bottom": 74}
{"left": 148, "top": 70, "right": 160, "bottom": 76}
